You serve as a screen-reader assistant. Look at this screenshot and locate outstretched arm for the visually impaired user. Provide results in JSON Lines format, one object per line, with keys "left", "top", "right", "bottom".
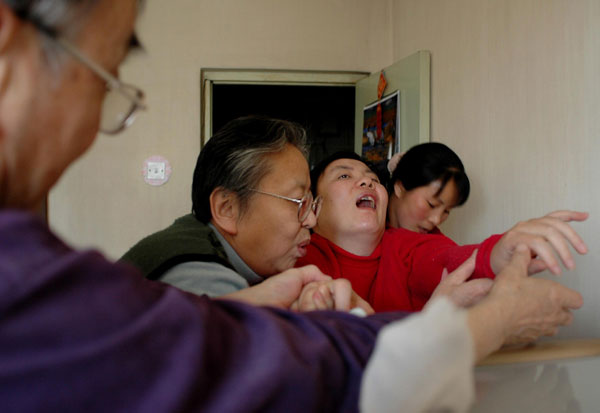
{"left": 361, "top": 245, "right": 583, "bottom": 412}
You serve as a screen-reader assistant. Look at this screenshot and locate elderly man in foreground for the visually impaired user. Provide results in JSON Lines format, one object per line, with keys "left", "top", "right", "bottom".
{"left": 0, "top": 0, "right": 584, "bottom": 411}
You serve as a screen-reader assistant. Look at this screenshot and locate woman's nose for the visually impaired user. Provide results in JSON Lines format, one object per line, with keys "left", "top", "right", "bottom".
{"left": 302, "top": 207, "right": 318, "bottom": 229}
{"left": 429, "top": 210, "right": 443, "bottom": 225}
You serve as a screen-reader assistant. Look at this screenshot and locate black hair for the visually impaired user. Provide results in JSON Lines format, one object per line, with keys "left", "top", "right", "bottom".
{"left": 390, "top": 142, "right": 470, "bottom": 206}
{"left": 310, "top": 150, "right": 387, "bottom": 196}
{"left": 192, "top": 116, "right": 308, "bottom": 224}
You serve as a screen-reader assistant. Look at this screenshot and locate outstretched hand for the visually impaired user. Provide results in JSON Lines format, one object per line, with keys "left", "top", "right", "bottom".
{"left": 491, "top": 210, "right": 588, "bottom": 276}
{"left": 429, "top": 250, "right": 493, "bottom": 308}
{"left": 490, "top": 244, "right": 583, "bottom": 345}
{"left": 468, "top": 244, "right": 584, "bottom": 361}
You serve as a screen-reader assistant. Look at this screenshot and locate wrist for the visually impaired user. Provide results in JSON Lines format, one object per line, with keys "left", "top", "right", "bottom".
{"left": 467, "top": 296, "right": 510, "bottom": 362}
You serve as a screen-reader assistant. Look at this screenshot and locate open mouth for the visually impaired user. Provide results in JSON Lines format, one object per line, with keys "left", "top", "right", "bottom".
{"left": 356, "top": 195, "right": 376, "bottom": 210}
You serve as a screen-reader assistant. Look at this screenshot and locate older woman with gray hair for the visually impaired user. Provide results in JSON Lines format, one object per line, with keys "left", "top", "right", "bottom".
{"left": 122, "top": 115, "right": 372, "bottom": 312}
{"left": 0, "top": 0, "right": 585, "bottom": 412}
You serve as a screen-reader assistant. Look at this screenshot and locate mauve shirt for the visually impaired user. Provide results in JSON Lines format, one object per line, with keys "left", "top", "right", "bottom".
{"left": 0, "top": 211, "right": 406, "bottom": 412}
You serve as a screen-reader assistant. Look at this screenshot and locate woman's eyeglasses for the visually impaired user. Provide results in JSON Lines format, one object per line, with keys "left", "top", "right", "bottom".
{"left": 249, "top": 189, "right": 323, "bottom": 223}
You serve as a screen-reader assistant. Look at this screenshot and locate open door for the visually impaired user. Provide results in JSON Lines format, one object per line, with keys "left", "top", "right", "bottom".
{"left": 354, "top": 50, "right": 431, "bottom": 156}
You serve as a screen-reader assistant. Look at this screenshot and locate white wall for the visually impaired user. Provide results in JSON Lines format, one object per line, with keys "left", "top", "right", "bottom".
{"left": 50, "top": 0, "right": 599, "bottom": 337}
{"left": 49, "top": 0, "right": 393, "bottom": 259}
{"left": 392, "top": 0, "right": 600, "bottom": 337}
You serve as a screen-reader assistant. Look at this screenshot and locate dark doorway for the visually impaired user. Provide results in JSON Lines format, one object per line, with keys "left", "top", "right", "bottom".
{"left": 212, "top": 84, "right": 355, "bottom": 168}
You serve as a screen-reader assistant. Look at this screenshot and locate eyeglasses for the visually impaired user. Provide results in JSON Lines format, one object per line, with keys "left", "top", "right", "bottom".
{"left": 249, "top": 189, "right": 323, "bottom": 223}
{"left": 35, "top": 29, "right": 146, "bottom": 134}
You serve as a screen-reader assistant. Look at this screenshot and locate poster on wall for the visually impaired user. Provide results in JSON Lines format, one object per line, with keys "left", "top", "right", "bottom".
{"left": 362, "top": 90, "right": 400, "bottom": 177}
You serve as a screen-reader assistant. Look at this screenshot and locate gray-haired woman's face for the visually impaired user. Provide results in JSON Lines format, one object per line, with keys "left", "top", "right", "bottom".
{"left": 229, "top": 144, "right": 317, "bottom": 277}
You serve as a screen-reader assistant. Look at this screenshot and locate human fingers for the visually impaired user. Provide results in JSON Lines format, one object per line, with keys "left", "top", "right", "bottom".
{"left": 506, "top": 284, "right": 580, "bottom": 343}
{"left": 293, "top": 265, "right": 332, "bottom": 285}
{"left": 506, "top": 219, "right": 584, "bottom": 273}
{"left": 535, "top": 216, "right": 588, "bottom": 259}
{"left": 317, "top": 282, "right": 335, "bottom": 309}
{"left": 444, "top": 250, "right": 477, "bottom": 284}
{"left": 449, "top": 278, "right": 494, "bottom": 308}
{"left": 350, "top": 292, "right": 375, "bottom": 315}
{"left": 295, "top": 282, "right": 319, "bottom": 311}
{"left": 517, "top": 233, "right": 563, "bottom": 275}
{"left": 545, "top": 210, "right": 589, "bottom": 223}
{"left": 527, "top": 258, "right": 548, "bottom": 274}
{"left": 518, "top": 215, "right": 588, "bottom": 256}
{"left": 329, "top": 279, "right": 353, "bottom": 311}
{"left": 555, "top": 284, "right": 584, "bottom": 310}
{"left": 295, "top": 281, "right": 331, "bottom": 311}
{"left": 465, "top": 279, "right": 494, "bottom": 303}
{"left": 500, "top": 244, "right": 532, "bottom": 278}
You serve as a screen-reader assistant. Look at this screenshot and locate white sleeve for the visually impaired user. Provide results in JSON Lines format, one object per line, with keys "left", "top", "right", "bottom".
{"left": 360, "top": 298, "right": 475, "bottom": 413}
{"left": 160, "top": 261, "right": 250, "bottom": 297}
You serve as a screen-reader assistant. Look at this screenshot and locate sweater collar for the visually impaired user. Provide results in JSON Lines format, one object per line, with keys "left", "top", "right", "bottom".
{"left": 208, "top": 223, "right": 264, "bottom": 286}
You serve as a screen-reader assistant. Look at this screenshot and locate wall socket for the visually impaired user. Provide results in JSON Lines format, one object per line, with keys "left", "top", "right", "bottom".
{"left": 147, "top": 161, "right": 166, "bottom": 180}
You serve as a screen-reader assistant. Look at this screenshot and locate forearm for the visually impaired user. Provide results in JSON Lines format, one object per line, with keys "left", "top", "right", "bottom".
{"left": 409, "top": 235, "right": 501, "bottom": 307}
{"left": 221, "top": 284, "right": 269, "bottom": 306}
{"left": 466, "top": 298, "right": 508, "bottom": 362}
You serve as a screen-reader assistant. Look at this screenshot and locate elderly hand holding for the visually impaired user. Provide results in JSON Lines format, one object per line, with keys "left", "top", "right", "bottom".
{"left": 469, "top": 244, "right": 583, "bottom": 360}
{"left": 291, "top": 271, "right": 375, "bottom": 314}
{"left": 223, "top": 265, "right": 374, "bottom": 314}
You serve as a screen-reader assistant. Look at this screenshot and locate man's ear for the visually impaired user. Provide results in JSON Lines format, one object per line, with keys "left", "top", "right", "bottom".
{"left": 393, "top": 181, "right": 406, "bottom": 198}
{"left": 209, "top": 187, "right": 240, "bottom": 235}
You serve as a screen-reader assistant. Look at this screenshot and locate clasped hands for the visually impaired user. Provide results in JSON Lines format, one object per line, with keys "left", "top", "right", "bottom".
{"left": 224, "top": 264, "right": 374, "bottom": 314}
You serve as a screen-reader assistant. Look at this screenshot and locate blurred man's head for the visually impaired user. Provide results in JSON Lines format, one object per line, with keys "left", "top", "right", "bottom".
{"left": 0, "top": 0, "right": 142, "bottom": 209}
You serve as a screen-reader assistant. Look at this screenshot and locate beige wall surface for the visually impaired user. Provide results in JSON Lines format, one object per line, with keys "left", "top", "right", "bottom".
{"left": 51, "top": 0, "right": 600, "bottom": 337}
{"left": 49, "top": 0, "right": 393, "bottom": 259}
{"left": 392, "top": 0, "right": 600, "bottom": 337}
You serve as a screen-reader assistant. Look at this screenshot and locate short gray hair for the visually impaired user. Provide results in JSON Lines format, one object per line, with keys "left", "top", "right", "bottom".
{"left": 5, "top": 0, "right": 100, "bottom": 37}
{"left": 4, "top": 0, "right": 100, "bottom": 66}
{"left": 192, "top": 116, "right": 309, "bottom": 223}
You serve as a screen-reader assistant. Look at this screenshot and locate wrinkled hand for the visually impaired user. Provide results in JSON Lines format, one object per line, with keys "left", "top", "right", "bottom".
{"left": 291, "top": 278, "right": 375, "bottom": 314}
{"left": 490, "top": 244, "right": 583, "bottom": 345}
{"left": 491, "top": 210, "right": 588, "bottom": 276}
{"left": 429, "top": 250, "right": 493, "bottom": 308}
{"left": 222, "top": 265, "right": 332, "bottom": 309}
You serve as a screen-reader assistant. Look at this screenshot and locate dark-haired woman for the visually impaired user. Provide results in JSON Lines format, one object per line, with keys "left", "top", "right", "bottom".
{"left": 387, "top": 142, "right": 470, "bottom": 235}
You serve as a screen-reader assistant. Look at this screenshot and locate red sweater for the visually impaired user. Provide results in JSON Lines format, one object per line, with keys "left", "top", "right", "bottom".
{"left": 296, "top": 228, "right": 502, "bottom": 312}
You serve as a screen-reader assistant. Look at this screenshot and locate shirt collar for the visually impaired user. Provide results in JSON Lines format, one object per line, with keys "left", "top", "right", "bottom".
{"left": 208, "top": 222, "right": 264, "bottom": 286}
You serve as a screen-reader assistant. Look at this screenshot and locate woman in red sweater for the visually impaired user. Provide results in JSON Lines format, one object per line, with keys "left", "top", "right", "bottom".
{"left": 296, "top": 152, "right": 588, "bottom": 312}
